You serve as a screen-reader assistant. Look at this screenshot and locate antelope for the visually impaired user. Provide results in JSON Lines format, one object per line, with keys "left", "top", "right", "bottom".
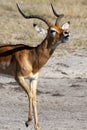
{"left": 0, "top": 3, "right": 70, "bottom": 130}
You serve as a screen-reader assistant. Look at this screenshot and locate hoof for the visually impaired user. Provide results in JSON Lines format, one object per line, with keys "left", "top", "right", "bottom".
{"left": 25, "top": 121, "right": 29, "bottom": 127}
{"left": 25, "top": 118, "right": 32, "bottom": 127}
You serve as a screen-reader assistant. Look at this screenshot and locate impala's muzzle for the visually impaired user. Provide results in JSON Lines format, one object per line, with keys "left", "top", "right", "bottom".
{"left": 61, "top": 31, "right": 70, "bottom": 43}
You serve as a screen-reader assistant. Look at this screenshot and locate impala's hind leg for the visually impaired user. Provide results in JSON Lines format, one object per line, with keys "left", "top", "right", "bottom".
{"left": 25, "top": 95, "right": 33, "bottom": 127}
{"left": 15, "top": 74, "right": 33, "bottom": 127}
{"left": 26, "top": 80, "right": 33, "bottom": 126}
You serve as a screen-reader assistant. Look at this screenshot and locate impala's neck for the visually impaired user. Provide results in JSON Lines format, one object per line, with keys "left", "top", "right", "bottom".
{"left": 38, "top": 34, "right": 59, "bottom": 55}
{"left": 47, "top": 35, "right": 60, "bottom": 52}
{"left": 32, "top": 35, "right": 58, "bottom": 73}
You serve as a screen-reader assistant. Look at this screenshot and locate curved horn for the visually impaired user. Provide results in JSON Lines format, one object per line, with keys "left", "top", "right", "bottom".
{"left": 16, "top": 3, "right": 52, "bottom": 27}
{"left": 50, "top": 3, "right": 64, "bottom": 25}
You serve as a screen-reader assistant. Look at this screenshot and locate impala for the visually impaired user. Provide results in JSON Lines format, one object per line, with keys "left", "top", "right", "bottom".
{"left": 0, "top": 3, "right": 70, "bottom": 130}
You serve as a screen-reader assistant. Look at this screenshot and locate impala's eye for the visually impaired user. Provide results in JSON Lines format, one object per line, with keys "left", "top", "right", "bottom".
{"left": 50, "top": 29, "right": 56, "bottom": 36}
{"left": 50, "top": 30, "right": 56, "bottom": 33}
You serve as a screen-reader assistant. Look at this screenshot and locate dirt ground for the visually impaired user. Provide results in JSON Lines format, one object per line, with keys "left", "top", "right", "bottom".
{"left": 0, "top": 48, "right": 87, "bottom": 130}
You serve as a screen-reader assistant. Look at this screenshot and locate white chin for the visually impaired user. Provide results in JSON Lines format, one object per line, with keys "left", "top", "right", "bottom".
{"left": 62, "top": 38, "right": 69, "bottom": 43}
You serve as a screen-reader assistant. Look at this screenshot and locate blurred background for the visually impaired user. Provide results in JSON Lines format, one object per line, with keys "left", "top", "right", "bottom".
{"left": 0, "top": 0, "right": 87, "bottom": 51}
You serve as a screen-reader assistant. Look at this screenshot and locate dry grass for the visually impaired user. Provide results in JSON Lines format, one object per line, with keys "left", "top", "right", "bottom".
{"left": 0, "top": 0, "right": 87, "bottom": 50}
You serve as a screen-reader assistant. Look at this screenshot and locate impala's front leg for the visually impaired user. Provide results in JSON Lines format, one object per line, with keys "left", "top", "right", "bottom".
{"left": 30, "top": 77, "right": 40, "bottom": 130}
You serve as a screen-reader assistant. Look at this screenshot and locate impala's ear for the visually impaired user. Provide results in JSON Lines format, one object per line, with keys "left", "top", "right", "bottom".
{"left": 33, "top": 23, "right": 47, "bottom": 35}
{"left": 62, "top": 21, "right": 70, "bottom": 30}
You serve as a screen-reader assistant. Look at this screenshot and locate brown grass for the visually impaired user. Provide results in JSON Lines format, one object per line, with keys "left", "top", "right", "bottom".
{"left": 0, "top": 0, "right": 87, "bottom": 50}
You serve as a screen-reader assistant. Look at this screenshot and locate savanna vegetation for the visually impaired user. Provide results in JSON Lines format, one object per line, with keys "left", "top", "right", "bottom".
{"left": 0, "top": 0, "right": 87, "bottom": 50}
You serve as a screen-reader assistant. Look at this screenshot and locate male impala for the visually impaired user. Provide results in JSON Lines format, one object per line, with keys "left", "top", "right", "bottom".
{"left": 0, "top": 3, "right": 70, "bottom": 130}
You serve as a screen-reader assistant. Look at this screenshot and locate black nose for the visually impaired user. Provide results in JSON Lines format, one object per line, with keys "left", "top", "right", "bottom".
{"left": 65, "top": 32, "right": 68, "bottom": 35}
{"left": 63, "top": 31, "right": 70, "bottom": 37}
